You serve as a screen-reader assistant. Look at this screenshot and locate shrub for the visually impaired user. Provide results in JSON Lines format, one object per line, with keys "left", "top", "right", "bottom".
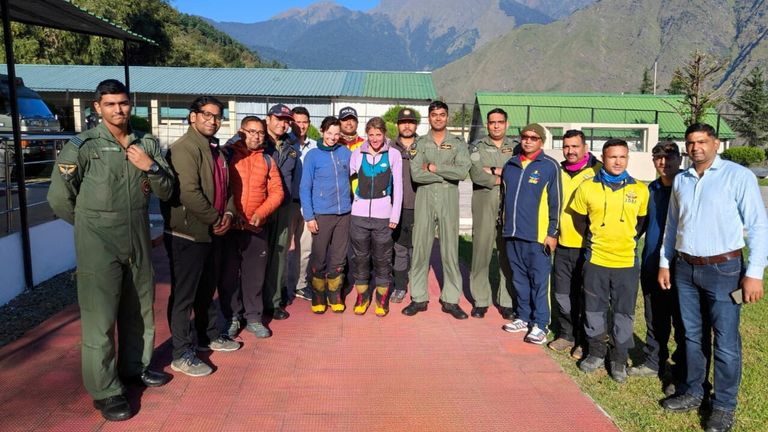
{"left": 720, "top": 146, "right": 765, "bottom": 166}
{"left": 307, "top": 124, "right": 321, "bottom": 141}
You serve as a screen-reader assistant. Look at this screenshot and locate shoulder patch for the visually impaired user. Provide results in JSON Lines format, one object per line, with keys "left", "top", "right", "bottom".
{"left": 469, "top": 144, "right": 479, "bottom": 153}
{"left": 58, "top": 163, "right": 77, "bottom": 181}
{"left": 69, "top": 136, "right": 85, "bottom": 148}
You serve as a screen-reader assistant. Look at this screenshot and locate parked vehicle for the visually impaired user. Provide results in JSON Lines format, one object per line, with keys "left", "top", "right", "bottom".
{"left": 0, "top": 74, "right": 61, "bottom": 176}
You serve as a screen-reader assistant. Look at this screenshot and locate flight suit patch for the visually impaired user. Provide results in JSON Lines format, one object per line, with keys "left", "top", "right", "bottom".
{"left": 470, "top": 152, "right": 480, "bottom": 161}
{"left": 439, "top": 143, "right": 453, "bottom": 150}
{"left": 58, "top": 164, "right": 77, "bottom": 181}
{"left": 408, "top": 149, "right": 418, "bottom": 156}
{"left": 141, "top": 177, "right": 151, "bottom": 196}
{"left": 501, "top": 147, "right": 514, "bottom": 153}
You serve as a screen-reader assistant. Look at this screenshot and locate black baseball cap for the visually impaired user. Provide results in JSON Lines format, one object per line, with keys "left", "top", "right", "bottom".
{"left": 338, "top": 106, "right": 358, "bottom": 120}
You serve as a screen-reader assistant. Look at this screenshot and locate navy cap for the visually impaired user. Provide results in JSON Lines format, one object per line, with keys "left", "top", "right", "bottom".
{"left": 338, "top": 106, "right": 358, "bottom": 120}
{"left": 268, "top": 104, "right": 294, "bottom": 120}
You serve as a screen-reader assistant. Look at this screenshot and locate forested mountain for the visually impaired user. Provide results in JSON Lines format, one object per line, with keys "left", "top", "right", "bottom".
{"left": 0, "top": 0, "right": 280, "bottom": 68}
{"left": 210, "top": 0, "right": 557, "bottom": 70}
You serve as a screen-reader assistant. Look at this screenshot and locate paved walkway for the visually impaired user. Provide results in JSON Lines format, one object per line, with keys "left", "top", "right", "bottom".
{"left": 0, "top": 245, "right": 617, "bottom": 432}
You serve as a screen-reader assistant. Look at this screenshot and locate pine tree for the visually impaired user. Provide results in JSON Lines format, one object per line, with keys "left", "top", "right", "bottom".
{"left": 730, "top": 67, "right": 768, "bottom": 147}
{"left": 665, "top": 68, "right": 687, "bottom": 95}
{"left": 666, "top": 51, "right": 725, "bottom": 126}
{"left": 639, "top": 68, "right": 653, "bottom": 94}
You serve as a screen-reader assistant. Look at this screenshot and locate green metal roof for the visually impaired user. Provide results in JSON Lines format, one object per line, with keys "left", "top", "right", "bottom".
{"left": 0, "top": 65, "right": 436, "bottom": 100}
{"left": 474, "top": 92, "right": 735, "bottom": 139}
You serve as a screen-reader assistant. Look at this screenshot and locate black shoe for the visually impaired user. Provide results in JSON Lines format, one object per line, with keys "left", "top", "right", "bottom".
{"left": 609, "top": 361, "right": 628, "bottom": 384}
{"left": 705, "top": 408, "right": 735, "bottom": 432}
{"left": 402, "top": 301, "right": 428, "bottom": 316}
{"left": 272, "top": 308, "right": 290, "bottom": 320}
{"left": 93, "top": 395, "right": 132, "bottom": 422}
{"left": 471, "top": 306, "right": 487, "bottom": 318}
{"left": 137, "top": 369, "right": 171, "bottom": 387}
{"left": 661, "top": 393, "right": 703, "bottom": 412}
{"left": 441, "top": 303, "right": 468, "bottom": 320}
{"left": 499, "top": 307, "right": 515, "bottom": 320}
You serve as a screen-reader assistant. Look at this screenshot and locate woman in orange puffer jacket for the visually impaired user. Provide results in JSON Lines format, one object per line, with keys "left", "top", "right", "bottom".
{"left": 220, "top": 116, "right": 284, "bottom": 340}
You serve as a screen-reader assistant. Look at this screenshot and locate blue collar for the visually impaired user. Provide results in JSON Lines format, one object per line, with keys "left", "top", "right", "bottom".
{"left": 599, "top": 167, "right": 629, "bottom": 184}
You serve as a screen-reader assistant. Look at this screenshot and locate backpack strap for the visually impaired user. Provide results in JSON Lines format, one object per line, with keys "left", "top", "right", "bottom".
{"left": 263, "top": 152, "right": 272, "bottom": 178}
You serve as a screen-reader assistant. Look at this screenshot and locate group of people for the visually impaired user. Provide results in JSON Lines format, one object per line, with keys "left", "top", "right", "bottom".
{"left": 49, "top": 79, "right": 766, "bottom": 432}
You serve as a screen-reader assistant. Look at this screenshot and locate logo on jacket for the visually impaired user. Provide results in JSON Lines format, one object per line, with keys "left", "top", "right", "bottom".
{"left": 439, "top": 143, "right": 452, "bottom": 150}
{"left": 625, "top": 190, "right": 638, "bottom": 204}
{"left": 528, "top": 170, "right": 541, "bottom": 184}
{"left": 141, "top": 177, "right": 151, "bottom": 196}
{"left": 58, "top": 164, "right": 77, "bottom": 181}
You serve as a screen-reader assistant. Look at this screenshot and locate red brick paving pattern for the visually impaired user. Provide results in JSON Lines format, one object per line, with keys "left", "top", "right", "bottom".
{"left": 0, "top": 246, "right": 617, "bottom": 432}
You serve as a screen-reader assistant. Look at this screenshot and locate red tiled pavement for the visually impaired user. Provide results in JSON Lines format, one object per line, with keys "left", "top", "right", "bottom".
{"left": 0, "top": 244, "right": 618, "bottom": 432}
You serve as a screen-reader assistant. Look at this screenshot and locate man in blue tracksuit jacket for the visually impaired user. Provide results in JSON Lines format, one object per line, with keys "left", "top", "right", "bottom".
{"left": 500, "top": 123, "right": 562, "bottom": 345}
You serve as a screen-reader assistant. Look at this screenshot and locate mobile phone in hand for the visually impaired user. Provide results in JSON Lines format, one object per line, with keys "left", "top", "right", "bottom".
{"left": 730, "top": 288, "right": 743, "bottom": 305}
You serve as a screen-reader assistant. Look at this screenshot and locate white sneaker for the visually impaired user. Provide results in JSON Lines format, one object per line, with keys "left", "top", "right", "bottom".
{"left": 502, "top": 318, "right": 529, "bottom": 333}
{"left": 524, "top": 325, "right": 548, "bottom": 345}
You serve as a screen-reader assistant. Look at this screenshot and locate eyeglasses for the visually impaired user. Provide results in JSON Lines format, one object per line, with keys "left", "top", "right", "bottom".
{"left": 521, "top": 134, "right": 541, "bottom": 142}
{"left": 196, "top": 110, "right": 223, "bottom": 122}
{"left": 243, "top": 129, "right": 266, "bottom": 136}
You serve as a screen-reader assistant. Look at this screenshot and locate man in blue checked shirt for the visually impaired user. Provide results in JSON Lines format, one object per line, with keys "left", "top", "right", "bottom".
{"left": 658, "top": 123, "right": 768, "bottom": 432}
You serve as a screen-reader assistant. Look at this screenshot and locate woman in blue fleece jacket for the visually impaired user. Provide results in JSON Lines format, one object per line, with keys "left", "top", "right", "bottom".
{"left": 300, "top": 116, "right": 352, "bottom": 314}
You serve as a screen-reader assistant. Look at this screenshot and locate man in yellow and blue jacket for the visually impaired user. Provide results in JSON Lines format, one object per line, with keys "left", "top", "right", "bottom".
{"left": 500, "top": 123, "right": 562, "bottom": 345}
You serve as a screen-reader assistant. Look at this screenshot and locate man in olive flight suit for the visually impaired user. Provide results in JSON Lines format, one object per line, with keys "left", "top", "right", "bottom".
{"left": 48, "top": 79, "right": 174, "bottom": 422}
{"left": 402, "top": 101, "right": 472, "bottom": 320}
{"left": 468, "top": 108, "right": 517, "bottom": 319}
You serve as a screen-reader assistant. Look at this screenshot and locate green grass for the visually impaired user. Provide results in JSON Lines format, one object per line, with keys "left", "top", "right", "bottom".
{"left": 458, "top": 235, "right": 768, "bottom": 431}
{"left": 757, "top": 177, "right": 768, "bottom": 187}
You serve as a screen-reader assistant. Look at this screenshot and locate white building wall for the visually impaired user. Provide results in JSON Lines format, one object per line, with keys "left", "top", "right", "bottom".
{"left": 0, "top": 220, "right": 76, "bottom": 305}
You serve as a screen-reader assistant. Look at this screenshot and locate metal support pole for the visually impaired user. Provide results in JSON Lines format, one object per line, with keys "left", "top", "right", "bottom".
{"left": 2, "top": 0, "right": 34, "bottom": 288}
{"left": 123, "top": 39, "right": 130, "bottom": 92}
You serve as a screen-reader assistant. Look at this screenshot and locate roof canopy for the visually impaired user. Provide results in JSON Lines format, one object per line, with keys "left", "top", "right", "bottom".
{"left": 1, "top": 64, "right": 437, "bottom": 100}
{"left": 474, "top": 92, "right": 734, "bottom": 139}
{"left": 3, "top": 0, "right": 154, "bottom": 44}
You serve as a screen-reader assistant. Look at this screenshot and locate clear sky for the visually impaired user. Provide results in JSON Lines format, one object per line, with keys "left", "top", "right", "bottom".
{"left": 171, "top": 0, "right": 381, "bottom": 23}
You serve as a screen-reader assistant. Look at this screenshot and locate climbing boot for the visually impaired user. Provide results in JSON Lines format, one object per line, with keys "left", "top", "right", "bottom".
{"left": 310, "top": 275, "right": 327, "bottom": 314}
{"left": 374, "top": 285, "right": 391, "bottom": 317}
{"left": 326, "top": 274, "right": 346, "bottom": 313}
{"left": 353, "top": 283, "right": 371, "bottom": 315}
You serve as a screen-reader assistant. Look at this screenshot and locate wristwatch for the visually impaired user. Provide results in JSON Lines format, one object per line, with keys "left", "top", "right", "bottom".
{"left": 147, "top": 161, "right": 160, "bottom": 174}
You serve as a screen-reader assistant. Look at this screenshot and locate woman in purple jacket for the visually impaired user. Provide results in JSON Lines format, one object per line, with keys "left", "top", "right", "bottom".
{"left": 349, "top": 117, "right": 403, "bottom": 316}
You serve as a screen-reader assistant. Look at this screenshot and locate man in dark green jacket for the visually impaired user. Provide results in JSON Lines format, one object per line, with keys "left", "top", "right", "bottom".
{"left": 48, "top": 80, "right": 174, "bottom": 421}
{"left": 402, "top": 101, "right": 472, "bottom": 320}
{"left": 162, "top": 96, "right": 240, "bottom": 379}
